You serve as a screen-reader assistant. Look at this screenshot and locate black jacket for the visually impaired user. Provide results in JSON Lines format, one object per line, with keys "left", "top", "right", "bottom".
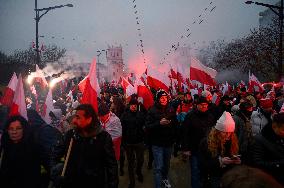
{"left": 52, "top": 126, "right": 118, "bottom": 188}
{"left": 181, "top": 109, "right": 215, "bottom": 153}
{"left": 120, "top": 109, "right": 146, "bottom": 145}
{"left": 145, "top": 103, "right": 177, "bottom": 147}
{"left": 251, "top": 124, "right": 284, "bottom": 185}
{"left": 0, "top": 128, "right": 41, "bottom": 188}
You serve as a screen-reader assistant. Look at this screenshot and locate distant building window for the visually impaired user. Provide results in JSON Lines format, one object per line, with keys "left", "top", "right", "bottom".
{"left": 117, "top": 69, "right": 118, "bottom": 72}
{"left": 113, "top": 72, "right": 115, "bottom": 76}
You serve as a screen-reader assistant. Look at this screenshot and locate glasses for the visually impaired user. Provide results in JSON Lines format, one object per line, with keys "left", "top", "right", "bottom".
{"left": 8, "top": 127, "right": 23, "bottom": 132}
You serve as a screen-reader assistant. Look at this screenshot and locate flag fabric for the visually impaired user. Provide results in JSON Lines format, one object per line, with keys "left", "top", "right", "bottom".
{"left": 80, "top": 59, "right": 100, "bottom": 112}
{"left": 248, "top": 73, "right": 264, "bottom": 93}
{"left": 1, "top": 72, "right": 18, "bottom": 106}
{"left": 147, "top": 66, "right": 170, "bottom": 92}
{"left": 121, "top": 77, "right": 136, "bottom": 99}
{"left": 190, "top": 57, "right": 217, "bottom": 86}
{"left": 34, "top": 64, "right": 48, "bottom": 88}
{"left": 9, "top": 74, "right": 28, "bottom": 120}
{"left": 42, "top": 88, "right": 55, "bottom": 124}
{"left": 137, "top": 80, "right": 154, "bottom": 110}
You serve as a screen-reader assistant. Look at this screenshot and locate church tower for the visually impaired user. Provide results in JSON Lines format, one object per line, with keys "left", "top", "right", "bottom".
{"left": 106, "top": 45, "right": 124, "bottom": 82}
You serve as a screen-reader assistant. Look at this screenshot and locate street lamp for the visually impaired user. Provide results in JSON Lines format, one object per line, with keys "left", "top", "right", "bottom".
{"left": 34, "top": 0, "right": 73, "bottom": 67}
{"left": 245, "top": 0, "right": 283, "bottom": 81}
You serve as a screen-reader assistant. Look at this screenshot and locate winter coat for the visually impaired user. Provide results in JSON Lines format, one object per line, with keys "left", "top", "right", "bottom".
{"left": 145, "top": 103, "right": 177, "bottom": 147}
{"left": 120, "top": 109, "right": 146, "bottom": 145}
{"left": 251, "top": 108, "right": 271, "bottom": 136}
{"left": 181, "top": 109, "right": 215, "bottom": 153}
{"left": 233, "top": 111, "right": 253, "bottom": 164}
{"left": 198, "top": 138, "right": 238, "bottom": 187}
{"left": 251, "top": 124, "right": 284, "bottom": 185}
{"left": 0, "top": 125, "right": 41, "bottom": 188}
{"left": 52, "top": 126, "right": 118, "bottom": 188}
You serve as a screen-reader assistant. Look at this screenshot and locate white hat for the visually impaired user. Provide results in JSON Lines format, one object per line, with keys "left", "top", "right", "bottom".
{"left": 215, "top": 111, "right": 235, "bottom": 133}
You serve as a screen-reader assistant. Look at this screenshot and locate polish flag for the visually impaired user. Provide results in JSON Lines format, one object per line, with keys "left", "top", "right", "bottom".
{"left": 137, "top": 79, "right": 154, "bottom": 110}
{"left": 32, "top": 64, "right": 48, "bottom": 88}
{"left": 121, "top": 77, "right": 136, "bottom": 99}
{"left": 42, "top": 88, "right": 55, "bottom": 124}
{"left": 147, "top": 66, "right": 170, "bottom": 92}
{"left": 80, "top": 59, "right": 100, "bottom": 113}
{"left": 190, "top": 57, "right": 217, "bottom": 86}
{"left": 9, "top": 74, "right": 28, "bottom": 120}
{"left": 1, "top": 72, "right": 18, "bottom": 106}
{"left": 248, "top": 72, "right": 264, "bottom": 93}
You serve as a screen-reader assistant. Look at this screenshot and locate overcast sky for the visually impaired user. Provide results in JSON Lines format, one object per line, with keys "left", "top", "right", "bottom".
{"left": 0, "top": 0, "right": 277, "bottom": 69}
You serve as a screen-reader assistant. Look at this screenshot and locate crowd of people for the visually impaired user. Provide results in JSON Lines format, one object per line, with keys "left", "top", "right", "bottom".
{"left": 0, "top": 79, "right": 284, "bottom": 188}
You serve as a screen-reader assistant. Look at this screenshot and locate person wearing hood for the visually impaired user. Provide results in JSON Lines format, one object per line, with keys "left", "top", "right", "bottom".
{"left": 50, "top": 104, "right": 118, "bottom": 188}
{"left": 251, "top": 112, "right": 284, "bottom": 185}
{"left": 145, "top": 89, "right": 177, "bottom": 188}
{"left": 251, "top": 98, "right": 275, "bottom": 136}
{"left": 233, "top": 99, "right": 254, "bottom": 164}
{"left": 0, "top": 115, "right": 41, "bottom": 188}
{"left": 199, "top": 112, "right": 241, "bottom": 188}
{"left": 120, "top": 98, "right": 146, "bottom": 188}
{"left": 181, "top": 96, "right": 216, "bottom": 188}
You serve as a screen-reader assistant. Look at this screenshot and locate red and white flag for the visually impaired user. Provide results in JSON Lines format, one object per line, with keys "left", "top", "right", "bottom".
{"left": 248, "top": 72, "right": 264, "bottom": 93}
{"left": 190, "top": 57, "right": 217, "bottom": 86}
{"left": 137, "top": 79, "right": 154, "bottom": 110}
{"left": 121, "top": 77, "right": 136, "bottom": 99}
{"left": 147, "top": 66, "right": 170, "bottom": 92}
{"left": 1, "top": 72, "right": 18, "bottom": 106}
{"left": 35, "top": 64, "right": 48, "bottom": 87}
{"left": 9, "top": 74, "right": 28, "bottom": 120}
{"left": 80, "top": 58, "right": 100, "bottom": 112}
{"left": 42, "top": 88, "right": 55, "bottom": 124}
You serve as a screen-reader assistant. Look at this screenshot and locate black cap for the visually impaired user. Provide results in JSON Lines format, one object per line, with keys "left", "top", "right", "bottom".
{"left": 98, "top": 103, "right": 110, "bottom": 116}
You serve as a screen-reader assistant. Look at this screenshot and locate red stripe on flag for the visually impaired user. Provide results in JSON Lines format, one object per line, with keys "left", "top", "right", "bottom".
{"left": 190, "top": 67, "right": 216, "bottom": 86}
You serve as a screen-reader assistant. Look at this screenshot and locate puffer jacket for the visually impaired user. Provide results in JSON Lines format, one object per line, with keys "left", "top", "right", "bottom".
{"left": 251, "top": 124, "right": 284, "bottom": 185}
{"left": 251, "top": 108, "right": 271, "bottom": 136}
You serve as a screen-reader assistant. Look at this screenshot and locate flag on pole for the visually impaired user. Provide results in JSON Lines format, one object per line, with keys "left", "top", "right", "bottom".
{"left": 190, "top": 57, "right": 217, "bottom": 86}
{"left": 1, "top": 72, "right": 18, "bottom": 106}
{"left": 80, "top": 59, "right": 100, "bottom": 112}
{"left": 137, "top": 79, "right": 154, "bottom": 109}
{"left": 9, "top": 74, "right": 28, "bottom": 120}
{"left": 147, "top": 66, "right": 170, "bottom": 92}
{"left": 42, "top": 88, "right": 55, "bottom": 124}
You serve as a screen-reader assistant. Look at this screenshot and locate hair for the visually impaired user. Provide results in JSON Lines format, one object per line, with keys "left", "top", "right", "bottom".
{"left": 272, "top": 113, "right": 284, "bottom": 128}
{"left": 221, "top": 165, "right": 283, "bottom": 188}
{"left": 2, "top": 115, "right": 31, "bottom": 145}
{"left": 110, "top": 96, "right": 125, "bottom": 118}
{"left": 75, "top": 104, "right": 100, "bottom": 128}
{"left": 208, "top": 128, "right": 239, "bottom": 158}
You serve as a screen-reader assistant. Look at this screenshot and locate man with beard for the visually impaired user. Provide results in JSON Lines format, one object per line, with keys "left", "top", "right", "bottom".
{"left": 233, "top": 100, "right": 254, "bottom": 164}
{"left": 251, "top": 98, "right": 274, "bottom": 136}
{"left": 50, "top": 104, "right": 118, "bottom": 188}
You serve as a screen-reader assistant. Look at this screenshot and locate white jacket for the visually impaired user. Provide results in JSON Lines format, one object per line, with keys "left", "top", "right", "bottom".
{"left": 250, "top": 108, "right": 270, "bottom": 136}
{"left": 101, "top": 112, "right": 122, "bottom": 140}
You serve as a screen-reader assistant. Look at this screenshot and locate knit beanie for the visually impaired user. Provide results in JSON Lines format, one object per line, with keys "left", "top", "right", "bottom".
{"left": 215, "top": 111, "right": 235, "bottom": 133}
{"left": 129, "top": 98, "right": 138, "bottom": 105}
{"left": 156, "top": 89, "right": 168, "bottom": 101}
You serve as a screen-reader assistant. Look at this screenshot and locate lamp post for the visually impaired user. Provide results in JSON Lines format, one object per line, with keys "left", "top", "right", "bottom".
{"left": 245, "top": 0, "right": 283, "bottom": 81}
{"left": 34, "top": 0, "right": 73, "bottom": 67}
